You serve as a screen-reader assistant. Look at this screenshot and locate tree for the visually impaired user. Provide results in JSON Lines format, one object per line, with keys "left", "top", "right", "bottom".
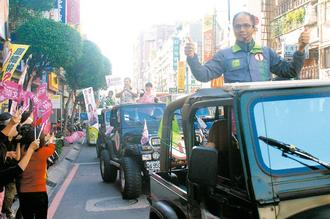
{"left": 13, "top": 17, "right": 82, "bottom": 81}
{"left": 9, "top": 0, "right": 54, "bottom": 32}
{"left": 63, "top": 40, "right": 112, "bottom": 133}
{"left": 65, "top": 40, "right": 111, "bottom": 91}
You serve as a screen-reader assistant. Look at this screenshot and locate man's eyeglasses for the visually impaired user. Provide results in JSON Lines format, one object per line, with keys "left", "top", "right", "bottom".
{"left": 234, "top": 23, "right": 254, "bottom": 30}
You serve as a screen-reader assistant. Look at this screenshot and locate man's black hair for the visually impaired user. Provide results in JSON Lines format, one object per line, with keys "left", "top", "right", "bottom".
{"left": 232, "top": 11, "right": 256, "bottom": 26}
{"left": 0, "top": 112, "right": 12, "bottom": 131}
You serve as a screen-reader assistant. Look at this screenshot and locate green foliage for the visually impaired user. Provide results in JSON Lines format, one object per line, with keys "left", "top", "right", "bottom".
{"left": 65, "top": 40, "right": 112, "bottom": 91}
{"left": 9, "top": 0, "right": 53, "bottom": 32}
{"left": 14, "top": 18, "right": 82, "bottom": 76}
{"left": 20, "top": 0, "right": 53, "bottom": 11}
{"left": 271, "top": 6, "right": 306, "bottom": 37}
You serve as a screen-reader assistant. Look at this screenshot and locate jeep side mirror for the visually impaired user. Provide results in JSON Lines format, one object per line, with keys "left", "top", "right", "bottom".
{"left": 188, "top": 146, "right": 218, "bottom": 187}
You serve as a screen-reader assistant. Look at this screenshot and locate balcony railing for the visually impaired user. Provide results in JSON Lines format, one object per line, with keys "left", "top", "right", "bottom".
{"left": 275, "top": 0, "right": 310, "bottom": 17}
{"left": 300, "top": 64, "right": 319, "bottom": 79}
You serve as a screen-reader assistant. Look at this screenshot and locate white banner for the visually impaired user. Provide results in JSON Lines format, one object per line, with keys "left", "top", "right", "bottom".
{"left": 82, "top": 87, "right": 99, "bottom": 128}
{"left": 106, "top": 75, "right": 122, "bottom": 87}
{"left": 50, "top": 95, "right": 61, "bottom": 109}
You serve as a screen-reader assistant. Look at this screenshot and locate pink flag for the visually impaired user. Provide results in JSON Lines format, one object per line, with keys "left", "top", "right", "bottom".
{"left": 140, "top": 120, "right": 149, "bottom": 145}
{"left": 37, "top": 83, "right": 47, "bottom": 99}
{"left": 0, "top": 81, "right": 22, "bottom": 103}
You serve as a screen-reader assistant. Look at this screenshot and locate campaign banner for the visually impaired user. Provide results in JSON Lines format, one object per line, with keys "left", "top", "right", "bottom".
{"left": 1, "top": 43, "right": 29, "bottom": 81}
{"left": 82, "top": 87, "right": 99, "bottom": 128}
{"left": 105, "top": 75, "right": 121, "bottom": 87}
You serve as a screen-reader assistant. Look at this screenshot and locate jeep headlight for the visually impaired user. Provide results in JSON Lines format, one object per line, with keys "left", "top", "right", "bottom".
{"left": 150, "top": 137, "right": 161, "bottom": 146}
{"left": 152, "top": 152, "right": 160, "bottom": 160}
{"left": 142, "top": 145, "right": 153, "bottom": 151}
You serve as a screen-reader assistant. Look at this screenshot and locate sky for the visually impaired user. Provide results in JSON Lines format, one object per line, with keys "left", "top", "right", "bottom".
{"left": 80, "top": 0, "right": 245, "bottom": 79}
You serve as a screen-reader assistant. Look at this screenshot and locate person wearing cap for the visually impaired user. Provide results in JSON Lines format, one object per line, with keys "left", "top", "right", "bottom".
{"left": 184, "top": 11, "right": 310, "bottom": 83}
{"left": 137, "top": 82, "right": 158, "bottom": 103}
{"left": 0, "top": 110, "right": 40, "bottom": 213}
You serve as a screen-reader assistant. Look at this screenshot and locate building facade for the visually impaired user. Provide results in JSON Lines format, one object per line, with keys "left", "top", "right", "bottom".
{"left": 268, "top": 0, "right": 330, "bottom": 79}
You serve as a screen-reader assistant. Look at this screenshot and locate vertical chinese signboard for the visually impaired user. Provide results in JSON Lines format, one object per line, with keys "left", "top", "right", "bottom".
{"left": 203, "top": 13, "right": 224, "bottom": 88}
{"left": 177, "top": 61, "right": 185, "bottom": 93}
{"left": 173, "top": 37, "right": 180, "bottom": 70}
{"left": 67, "top": 0, "right": 80, "bottom": 30}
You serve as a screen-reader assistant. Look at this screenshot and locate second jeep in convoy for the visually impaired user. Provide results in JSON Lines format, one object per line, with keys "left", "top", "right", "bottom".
{"left": 99, "top": 103, "right": 165, "bottom": 199}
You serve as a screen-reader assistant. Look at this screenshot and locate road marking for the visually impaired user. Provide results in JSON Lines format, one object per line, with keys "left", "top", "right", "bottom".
{"left": 48, "top": 164, "right": 79, "bottom": 219}
{"left": 85, "top": 196, "right": 149, "bottom": 212}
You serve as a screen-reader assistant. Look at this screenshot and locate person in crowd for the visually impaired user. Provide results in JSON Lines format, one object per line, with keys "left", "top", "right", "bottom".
{"left": 0, "top": 111, "right": 40, "bottom": 214}
{"left": 115, "top": 77, "right": 138, "bottom": 104}
{"left": 1, "top": 112, "right": 22, "bottom": 219}
{"left": 137, "top": 82, "right": 158, "bottom": 103}
{"left": 17, "top": 125, "right": 55, "bottom": 219}
{"left": 105, "top": 90, "right": 115, "bottom": 107}
{"left": 184, "top": 11, "right": 310, "bottom": 83}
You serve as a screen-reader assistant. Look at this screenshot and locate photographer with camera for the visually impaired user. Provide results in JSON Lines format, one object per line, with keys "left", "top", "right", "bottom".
{"left": 0, "top": 110, "right": 40, "bottom": 217}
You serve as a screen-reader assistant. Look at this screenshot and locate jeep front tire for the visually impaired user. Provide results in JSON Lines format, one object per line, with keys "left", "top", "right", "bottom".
{"left": 100, "top": 150, "right": 117, "bottom": 182}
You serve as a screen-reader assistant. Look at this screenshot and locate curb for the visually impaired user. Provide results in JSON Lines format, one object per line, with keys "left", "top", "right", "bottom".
{"left": 47, "top": 143, "right": 82, "bottom": 199}
{"left": 11, "top": 142, "right": 83, "bottom": 215}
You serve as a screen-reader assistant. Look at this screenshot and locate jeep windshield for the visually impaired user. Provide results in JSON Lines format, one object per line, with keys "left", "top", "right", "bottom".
{"left": 252, "top": 93, "right": 330, "bottom": 174}
{"left": 121, "top": 104, "right": 165, "bottom": 134}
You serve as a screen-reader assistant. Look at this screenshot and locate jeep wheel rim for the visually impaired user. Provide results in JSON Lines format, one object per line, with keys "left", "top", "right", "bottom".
{"left": 120, "top": 168, "right": 125, "bottom": 191}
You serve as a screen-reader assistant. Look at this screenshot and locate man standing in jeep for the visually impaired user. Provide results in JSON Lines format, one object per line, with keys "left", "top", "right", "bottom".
{"left": 185, "top": 11, "right": 310, "bottom": 83}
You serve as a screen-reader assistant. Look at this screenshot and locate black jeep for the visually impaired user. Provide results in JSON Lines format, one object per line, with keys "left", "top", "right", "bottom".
{"left": 99, "top": 103, "right": 165, "bottom": 199}
{"left": 148, "top": 81, "right": 330, "bottom": 219}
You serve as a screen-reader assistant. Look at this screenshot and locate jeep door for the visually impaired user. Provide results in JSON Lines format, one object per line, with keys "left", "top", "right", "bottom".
{"left": 183, "top": 95, "right": 257, "bottom": 219}
{"left": 239, "top": 85, "right": 330, "bottom": 218}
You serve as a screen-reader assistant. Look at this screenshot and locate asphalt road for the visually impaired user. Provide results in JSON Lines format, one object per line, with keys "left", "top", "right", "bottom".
{"left": 48, "top": 143, "right": 150, "bottom": 219}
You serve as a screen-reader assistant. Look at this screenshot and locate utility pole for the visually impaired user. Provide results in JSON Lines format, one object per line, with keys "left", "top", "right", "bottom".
{"left": 227, "top": 0, "right": 231, "bottom": 47}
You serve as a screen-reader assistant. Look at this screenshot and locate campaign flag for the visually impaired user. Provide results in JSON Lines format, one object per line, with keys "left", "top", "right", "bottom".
{"left": 1, "top": 43, "right": 29, "bottom": 81}
{"left": 0, "top": 80, "right": 22, "bottom": 102}
{"left": 140, "top": 120, "right": 149, "bottom": 145}
{"left": 37, "top": 83, "right": 47, "bottom": 99}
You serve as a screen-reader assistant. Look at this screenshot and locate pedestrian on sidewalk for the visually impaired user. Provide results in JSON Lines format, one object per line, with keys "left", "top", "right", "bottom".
{"left": 17, "top": 125, "right": 55, "bottom": 219}
{"left": 185, "top": 11, "right": 310, "bottom": 83}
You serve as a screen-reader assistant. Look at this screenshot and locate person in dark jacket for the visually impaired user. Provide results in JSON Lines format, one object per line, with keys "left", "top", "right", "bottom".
{"left": 0, "top": 111, "right": 39, "bottom": 199}
{"left": 185, "top": 11, "right": 310, "bottom": 83}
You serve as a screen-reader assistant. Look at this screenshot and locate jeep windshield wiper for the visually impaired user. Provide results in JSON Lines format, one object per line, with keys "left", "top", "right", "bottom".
{"left": 259, "top": 136, "right": 330, "bottom": 170}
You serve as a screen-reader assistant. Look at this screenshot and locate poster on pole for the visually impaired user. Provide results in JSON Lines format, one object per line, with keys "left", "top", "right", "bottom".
{"left": 82, "top": 87, "right": 98, "bottom": 128}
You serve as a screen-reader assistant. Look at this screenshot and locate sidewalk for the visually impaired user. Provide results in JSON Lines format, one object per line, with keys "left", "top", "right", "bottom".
{"left": 11, "top": 142, "right": 83, "bottom": 216}
{"left": 47, "top": 142, "right": 83, "bottom": 199}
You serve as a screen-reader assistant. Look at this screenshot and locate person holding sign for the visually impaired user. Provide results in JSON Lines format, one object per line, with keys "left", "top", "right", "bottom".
{"left": 17, "top": 125, "right": 55, "bottom": 219}
{"left": 184, "top": 11, "right": 310, "bottom": 83}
